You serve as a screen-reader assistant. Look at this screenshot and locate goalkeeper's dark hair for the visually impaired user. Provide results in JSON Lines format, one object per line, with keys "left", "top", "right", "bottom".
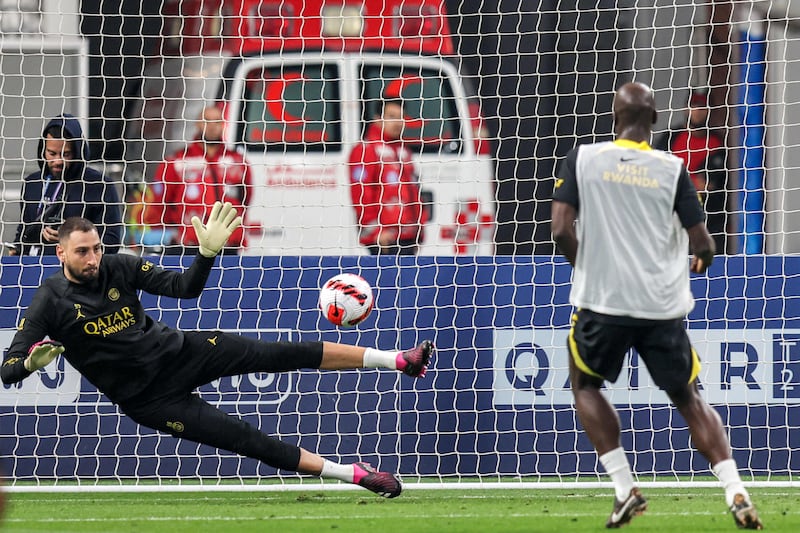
{"left": 58, "top": 217, "right": 98, "bottom": 242}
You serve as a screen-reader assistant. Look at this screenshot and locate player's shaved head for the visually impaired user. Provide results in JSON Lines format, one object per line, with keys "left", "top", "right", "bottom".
{"left": 613, "top": 82, "right": 657, "bottom": 141}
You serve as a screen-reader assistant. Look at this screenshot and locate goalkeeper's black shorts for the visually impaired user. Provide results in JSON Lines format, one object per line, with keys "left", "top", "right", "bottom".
{"left": 131, "top": 331, "right": 323, "bottom": 404}
{"left": 568, "top": 308, "right": 700, "bottom": 392}
{"left": 118, "top": 332, "right": 324, "bottom": 471}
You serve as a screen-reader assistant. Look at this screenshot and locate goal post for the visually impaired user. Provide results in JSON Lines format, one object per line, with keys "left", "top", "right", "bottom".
{"left": 1, "top": 1, "right": 800, "bottom": 491}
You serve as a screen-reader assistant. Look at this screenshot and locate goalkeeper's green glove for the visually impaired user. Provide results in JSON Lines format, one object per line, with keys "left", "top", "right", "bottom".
{"left": 190, "top": 201, "right": 243, "bottom": 258}
{"left": 24, "top": 340, "right": 64, "bottom": 372}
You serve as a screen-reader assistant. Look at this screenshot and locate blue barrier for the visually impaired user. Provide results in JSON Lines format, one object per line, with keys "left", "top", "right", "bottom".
{"left": 1, "top": 256, "right": 799, "bottom": 480}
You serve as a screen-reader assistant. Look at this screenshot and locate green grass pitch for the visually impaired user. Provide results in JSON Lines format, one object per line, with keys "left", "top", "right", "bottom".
{"left": 2, "top": 487, "right": 798, "bottom": 532}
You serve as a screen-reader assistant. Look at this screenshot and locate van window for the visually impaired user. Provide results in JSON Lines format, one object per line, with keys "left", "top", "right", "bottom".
{"left": 360, "top": 64, "right": 462, "bottom": 154}
{"left": 239, "top": 63, "right": 341, "bottom": 152}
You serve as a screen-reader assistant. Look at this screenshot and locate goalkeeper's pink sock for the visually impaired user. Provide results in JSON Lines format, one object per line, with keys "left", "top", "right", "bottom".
{"left": 352, "top": 463, "right": 370, "bottom": 484}
{"left": 394, "top": 352, "right": 409, "bottom": 372}
{"left": 362, "top": 348, "right": 400, "bottom": 370}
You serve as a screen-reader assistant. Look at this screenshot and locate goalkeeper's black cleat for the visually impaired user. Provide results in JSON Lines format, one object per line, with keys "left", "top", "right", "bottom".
{"left": 398, "top": 340, "right": 434, "bottom": 378}
{"left": 354, "top": 462, "right": 402, "bottom": 498}
{"left": 606, "top": 487, "right": 647, "bottom": 528}
{"left": 730, "top": 493, "right": 763, "bottom": 530}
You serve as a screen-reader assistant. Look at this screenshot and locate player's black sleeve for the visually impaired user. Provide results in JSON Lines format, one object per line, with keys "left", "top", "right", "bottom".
{"left": 674, "top": 165, "right": 705, "bottom": 228}
{"left": 1, "top": 285, "right": 54, "bottom": 385}
{"left": 1, "top": 352, "right": 32, "bottom": 384}
{"left": 552, "top": 148, "right": 580, "bottom": 210}
{"left": 129, "top": 253, "right": 216, "bottom": 298}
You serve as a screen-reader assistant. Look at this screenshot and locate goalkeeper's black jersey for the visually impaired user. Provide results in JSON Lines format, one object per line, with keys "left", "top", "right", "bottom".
{"left": 1, "top": 253, "right": 215, "bottom": 403}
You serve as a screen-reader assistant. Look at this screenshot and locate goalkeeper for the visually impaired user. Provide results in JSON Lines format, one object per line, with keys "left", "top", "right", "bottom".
{"left": 1, "top": 202, "right": 433, "bottom": 498}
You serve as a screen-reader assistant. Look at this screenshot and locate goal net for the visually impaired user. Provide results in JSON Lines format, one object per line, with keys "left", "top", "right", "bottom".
{"left": 1, "top": 1, "right": 798, "bottom": 489}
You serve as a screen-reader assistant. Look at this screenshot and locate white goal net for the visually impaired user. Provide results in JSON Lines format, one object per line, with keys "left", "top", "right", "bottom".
{"left": 1, "top": 0, "right": 799, "bottom": 489}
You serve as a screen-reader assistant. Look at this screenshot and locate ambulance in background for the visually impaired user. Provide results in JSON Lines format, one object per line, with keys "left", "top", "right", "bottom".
{"left": 124, "top": 0, "right": 494, "bottom": 255}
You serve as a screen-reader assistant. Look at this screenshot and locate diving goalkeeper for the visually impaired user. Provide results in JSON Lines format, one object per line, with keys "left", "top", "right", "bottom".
{"left": 1, "top": 202, "right": 433, "bottom": 498}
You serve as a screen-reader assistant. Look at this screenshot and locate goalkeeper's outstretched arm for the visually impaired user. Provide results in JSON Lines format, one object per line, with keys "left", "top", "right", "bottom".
{"left": 133, "top": 201, "right": 244, "bottom": 299}
{"left": 1, "top": 286, "right": 60, "bottom": 386}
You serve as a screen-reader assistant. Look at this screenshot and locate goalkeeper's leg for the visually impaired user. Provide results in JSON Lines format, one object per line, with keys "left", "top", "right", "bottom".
{"left": 180, "top": 331, "right": 432, "bottom": 383}
{"left": 328, "top": 340, "right": 433, "bottom": 377}
{"left": 122, "top": 394, "right": 401, "bottom": 498}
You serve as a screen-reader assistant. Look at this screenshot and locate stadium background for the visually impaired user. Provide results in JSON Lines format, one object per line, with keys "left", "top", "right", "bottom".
{"left": 1, "top": 0, "right": 799, "bottom": 490}
{"left": 6, "top": 1, "right": 800, "bottom": 254}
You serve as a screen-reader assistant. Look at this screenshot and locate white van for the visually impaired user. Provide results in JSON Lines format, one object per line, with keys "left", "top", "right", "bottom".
{"left": 124, "top": 0, "right": 495, "bottom": 255}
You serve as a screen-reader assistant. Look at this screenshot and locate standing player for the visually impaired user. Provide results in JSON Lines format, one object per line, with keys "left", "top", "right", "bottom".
{"left": 1, "top": 202, "right": 433, "bottom": 498}
{"left": 551, "top": 82, "right": 762, "bottom": 529}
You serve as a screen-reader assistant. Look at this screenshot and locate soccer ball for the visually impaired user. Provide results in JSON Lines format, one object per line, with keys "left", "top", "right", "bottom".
{"left": 318, "top": 273, "right": 374, "bottom": 328}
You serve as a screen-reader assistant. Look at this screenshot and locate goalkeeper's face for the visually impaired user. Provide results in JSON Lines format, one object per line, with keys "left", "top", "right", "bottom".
{"left": 56, "top": 229, "right": 103, "bottom": 284}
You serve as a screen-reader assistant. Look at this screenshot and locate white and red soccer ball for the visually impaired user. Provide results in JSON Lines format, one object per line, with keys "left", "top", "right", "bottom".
{"left": 318, "top": 273, "right": 374, "bottom": 328}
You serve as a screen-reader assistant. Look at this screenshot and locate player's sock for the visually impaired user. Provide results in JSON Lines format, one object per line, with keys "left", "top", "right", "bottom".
{"left": 362, "top": 348, "right": 398, "bottom": 370}
{"left": 352, "top": 462, "right": 371, "bottom": 484}
{"left": 320, "top": 459, "right": 355, "bottom": 483}
{"left": 600, "top": 447, "right": 636, "bottom": 502}
{"left": 713, "top": 458, "right": 748, "bottom": 507}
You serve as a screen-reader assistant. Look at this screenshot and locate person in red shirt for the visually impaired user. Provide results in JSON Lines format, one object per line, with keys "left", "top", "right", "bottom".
{"left": 655, "top": 91, "right": 729, "bottom": 253}
{"left": 349, "top": 98, "right": 428, "bottom": 255}
{"left": 142, "top": 105, "right": 251, "bottom": 255}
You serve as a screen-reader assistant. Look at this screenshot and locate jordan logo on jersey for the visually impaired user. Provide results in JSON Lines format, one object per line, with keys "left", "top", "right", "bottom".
{"left": 74, "top": 304, "right": 85, "bottom": 320}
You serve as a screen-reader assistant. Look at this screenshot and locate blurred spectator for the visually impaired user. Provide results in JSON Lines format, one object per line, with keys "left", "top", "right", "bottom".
{"left": 8, "top": 114, "right": 122, "bottom": 256}
{"left": 349, "top": 98, "right": 428, "bottom": 255}
{"left": 141, "top": 105, "right": 251, "bottom": 255}
{"left": 654, "top": 91, "right": 729, "bottom": 253}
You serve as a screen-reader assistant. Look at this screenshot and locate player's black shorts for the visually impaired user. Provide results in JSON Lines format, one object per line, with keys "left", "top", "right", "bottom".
{"left": 124, "top": 331, "right": 324, "bottom": 406}
{"left": 568, "top": 308, "right": 700, "bottom": 392}
{"left": 117, "top": 332, "right": 325, "bottom": 471}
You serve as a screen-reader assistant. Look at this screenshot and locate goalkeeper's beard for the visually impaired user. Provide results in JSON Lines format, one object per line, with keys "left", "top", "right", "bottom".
{"left": 64, "top": 262, "right": 99, "bottom": 284}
